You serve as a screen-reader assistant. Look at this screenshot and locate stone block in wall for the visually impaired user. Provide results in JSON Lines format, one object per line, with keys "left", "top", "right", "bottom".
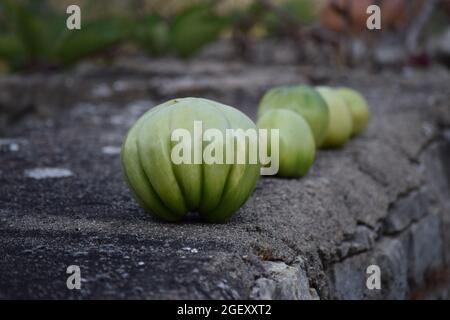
{"left": 250, "top": 259, "right": 319, "bottom": 300}
{"left": 329, "top": 238, "right": 408, "bottom": 299}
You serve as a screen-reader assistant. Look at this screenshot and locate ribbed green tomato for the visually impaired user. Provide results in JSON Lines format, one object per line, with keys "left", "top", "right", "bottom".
{"left": 257, "top": 85, "right": 329, "bottom": 147}
{"left": 316, "top": 87, "right": 353, "bottom": 149}
{"left": 121, "top": 98, "right": 260, "bottom": 223}
{"left": 336, "top": 87, "right": 370, "bottom": 136}
{"left": 257, "top": 109, "right": 316, "bottom": 178}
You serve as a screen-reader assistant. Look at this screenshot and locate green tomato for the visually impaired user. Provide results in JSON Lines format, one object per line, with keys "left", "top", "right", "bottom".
{"left": 336, "top": 87, "right": 370, "bottom": 136}
{"left": 316, "top": 87, "right": 353, "bottom": 149}
{"left": 121, "top": 98, "right": 260, "bottom": 223}
{"left": 257, "top": 85, "right": 329, "bottom": 147}
{"left": 257, "top": 109, "right": 316, "bottom": 178}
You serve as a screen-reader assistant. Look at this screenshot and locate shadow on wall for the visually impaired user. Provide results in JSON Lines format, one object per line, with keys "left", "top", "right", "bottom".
{"left": 442, "top": 130, "right": 450, "bottom": 186}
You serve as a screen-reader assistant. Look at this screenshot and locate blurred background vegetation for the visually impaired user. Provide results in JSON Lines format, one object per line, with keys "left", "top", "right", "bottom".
{"left": 0, "top": 0, "right": 449, "bottom": 73}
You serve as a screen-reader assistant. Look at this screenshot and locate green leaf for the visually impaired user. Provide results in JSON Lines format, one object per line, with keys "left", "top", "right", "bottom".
{"left": 0, "top": 33, "right": 26, "bottom": 69}
{"left": 169, "top": 5, "right": 230, "bottom": 58}
{"left": 132, "top": 15, "right": 170, "bottom": 56}
{"left": 55, "top": 17, "right": 131, "bottom": 65}
{"left": 282, "top": 0, "right": 317, "bottom": 24}
{"left": 4, "top": 1, "right": 47, "bottom": 60}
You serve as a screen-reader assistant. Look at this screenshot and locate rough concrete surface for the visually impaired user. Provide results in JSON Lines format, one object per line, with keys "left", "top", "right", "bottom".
{"left": 0, "top": 57, "right": 449, "bottom": 299}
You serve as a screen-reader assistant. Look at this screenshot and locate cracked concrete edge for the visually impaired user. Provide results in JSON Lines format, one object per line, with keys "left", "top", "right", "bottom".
{"left": 248, "top": 133, "right": 450, "bottom": 300}
{"left": 249, "top": 257, "right": 320, "bottom": 300}
{"left": 249, "top": 212, "right": 446, "bottom": 300}
{"left": 327, "top": 212, "right": 446, "bottom": 300}
{"left": 253, "top": 210, "right": 446, "bottom": 300}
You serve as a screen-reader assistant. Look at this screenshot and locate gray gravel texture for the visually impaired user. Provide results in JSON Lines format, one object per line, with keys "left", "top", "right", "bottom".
{"left": 0, "top": 57, "right": 449, "bottom": 299}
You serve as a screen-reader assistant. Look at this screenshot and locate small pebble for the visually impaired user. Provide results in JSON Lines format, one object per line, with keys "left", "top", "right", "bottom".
{"left": 25, "top": 168, "right": 73, "bottom": 179}
{"left": 182, "top": 247, "right": 198, "bottom": 253}
{"left": 102, "top": 146, "right": 121, "bottom": 155}
{"left": 9, "top": 143, "right": 19, "bottom": 152}
{"left": 0, "top": 139, "right": 21, "bottom": 152}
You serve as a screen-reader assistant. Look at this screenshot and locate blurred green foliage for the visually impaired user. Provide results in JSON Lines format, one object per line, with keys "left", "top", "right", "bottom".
{"left": 56, "top": 17, "right": 132, "bottom": 64}
{"left": 132, "top": 4, "right": 230, "bottom": 58}
{"left": 132, "top": 15, "right": 170, "bottom": 56}
{"left": 0, "top": 0, "right": 131, "bottom": 69}
{"left": 283, "top": 0, "right": 316, "bottom": 24}
{"left": 169, "top": 4, "right": 231, "bottom": 58}
{"left": 0, "top": 0, "right": 318, "bottom": 72}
